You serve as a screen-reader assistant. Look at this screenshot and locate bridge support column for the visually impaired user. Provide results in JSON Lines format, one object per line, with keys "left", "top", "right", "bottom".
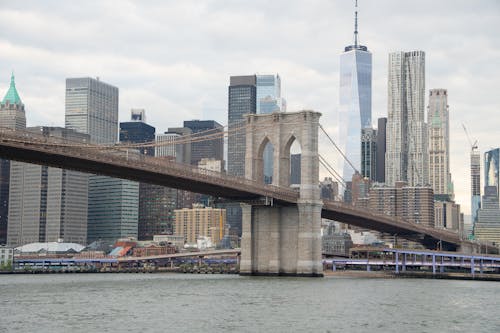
{"left": 239, "top": 202, "right": 323, "bottom": 277}
{"left": 241, "top": 110, "right": 323, "bottom": 277}
{"left": 239, "top": 204, "right": 253, "bottom": 274}
{"left": 296, "top": 200, "right": 323, "bottom": 276}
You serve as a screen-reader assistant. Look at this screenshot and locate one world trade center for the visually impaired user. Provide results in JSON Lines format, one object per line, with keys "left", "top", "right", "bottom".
{"left": 338, "top": 0, "right": 372, "bottom": 182}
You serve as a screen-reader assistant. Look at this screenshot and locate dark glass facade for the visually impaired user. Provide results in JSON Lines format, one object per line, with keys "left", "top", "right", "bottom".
{"left": 119, "top": 121, "right": 156, "bottom": 156}
{"left": 225, "top": 75, "right": 257, "bottom": 236}
{"left": 183, "top": 120, "right": 223, "bottom": 166}
{"left": 119, "top": 120, "right": 175, "bottom": 241}
{"left": 376, "top": 117, "right": 387, "bottom": 183}
{"left": 227, "top": 75, "right": 256, "bottom": 177}
{"left": 361, "top": 127, "right": 377, "bottom": 181}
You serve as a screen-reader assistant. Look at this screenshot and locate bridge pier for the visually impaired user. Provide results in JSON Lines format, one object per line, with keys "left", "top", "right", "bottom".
{"left": 240, "top": 202, "right": 323, "bottom": 277}
{"left": 240, "top": 110, "right": 323, "bottom": 277}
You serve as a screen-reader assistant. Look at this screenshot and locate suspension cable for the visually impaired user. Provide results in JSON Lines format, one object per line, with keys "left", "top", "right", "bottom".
{"left": 318, "top": 123, "right": 358, "bottom": 174}
{"left": 319, "top": 154, "right": 347, "bottom": 188}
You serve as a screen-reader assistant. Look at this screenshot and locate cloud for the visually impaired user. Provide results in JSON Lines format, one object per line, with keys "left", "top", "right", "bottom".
{"left": 0, "top": 0, "right": 499, "bottom": 217}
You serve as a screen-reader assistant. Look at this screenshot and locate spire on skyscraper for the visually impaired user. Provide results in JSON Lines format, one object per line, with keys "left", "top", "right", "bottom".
{"left": 345, "top": 0, "right": 367, "bottom": 52}
{"left": 354, "top": 0, "right": 359, "bottom": 47}
{"left": 2, "top": 72, "right": 23, "bottom": 105}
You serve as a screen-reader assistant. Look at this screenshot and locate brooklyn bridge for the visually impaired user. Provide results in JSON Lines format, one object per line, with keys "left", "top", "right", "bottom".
{"left": 0, "top": 111, "right": 495, "bottom": 276}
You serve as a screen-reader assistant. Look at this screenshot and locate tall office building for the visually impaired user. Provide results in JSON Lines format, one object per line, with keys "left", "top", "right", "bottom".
{"left": 361, "top": 127, "right": 377, "bottom": 181}
{"left": 0, "top": 74, "right": 26, "bottom": 244}
{"left": 256, "top": 74, "right": 286, "bottom": 184}
{"left": 183, "top": 120, "right": 223, "bottom": 166}
{"left": 120, "top": 111, "right": 166, "bottom": 240}
{"left": 475, "top": 185, "right": 500, "bottom": 245}
{"left": 65, "top": 77, "right": 139, "bottom": 243}
{"left": 65, "top": 77, "right": 118, "bottom": 144}
{"left": 428, "top": 89, "right": 453, "bottom": 199}
{"left": 471, "top": 149, "right": 481, "bottom": 229}
{"left": 476, "top": 148, "right": 500, "bottom": 242}
{"left": 338, "top": 1, "right": 372, "bottom": 181}
{"left": 152, "top": 128, "right": 193, "bottom": 235}
{"left": 375, "top": 117, "right": 387, "bottom": 183}
{"left": 228, "top": 75, "right": 257, "bottom": 177}
{"left": 87, "top": 177, "right": 139, "bottom": 242}
{"left": 256, "top": 74, "right": 286, "bottom": 114}
{"left": 0, "top": 74, "right": 26, "bottom": 130}
{"left": 226, "top": 75, "right": 257, "bottom": 236}
{"left": 7, "top": 127, "right": 89, "bottom": 247}
{"left": 386, "top": 51, "right": 428, "bottom": 186}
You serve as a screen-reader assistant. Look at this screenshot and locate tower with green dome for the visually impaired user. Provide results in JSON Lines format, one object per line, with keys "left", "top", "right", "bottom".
{"left": 0, "top": 73, "right": 27, "bottom": 245}
{"left": 0, "top": 73, "right": 26, "bottom": 130}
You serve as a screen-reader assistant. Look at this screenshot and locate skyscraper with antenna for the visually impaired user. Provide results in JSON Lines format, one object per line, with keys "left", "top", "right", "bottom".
{"left": 338, "top": 0, "right": 372, "bottom": 182}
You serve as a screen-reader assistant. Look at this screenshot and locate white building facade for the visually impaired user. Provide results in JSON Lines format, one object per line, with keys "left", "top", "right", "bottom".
{"left": 428, "top": 89, "right": 453, "bottom": 198}
{"left": 386, "top": 51, "right": 428, "bottom": 187}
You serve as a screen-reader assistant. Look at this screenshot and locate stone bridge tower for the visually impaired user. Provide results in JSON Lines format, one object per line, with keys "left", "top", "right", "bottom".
{"left": 240, "top": 110, "right": 323, "bottom": 276}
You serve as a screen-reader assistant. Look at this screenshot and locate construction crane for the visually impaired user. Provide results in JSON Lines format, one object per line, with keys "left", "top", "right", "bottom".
{"left": 462, "top": 124, "right": 478, "bottom": 151}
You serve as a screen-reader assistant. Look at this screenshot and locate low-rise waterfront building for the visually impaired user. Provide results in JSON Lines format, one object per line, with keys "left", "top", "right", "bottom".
{"left": 322, "top": 223, "right": 353, "bottom": 257}
{"left": 153, "top": 234, "right": 185, "bottom": 250}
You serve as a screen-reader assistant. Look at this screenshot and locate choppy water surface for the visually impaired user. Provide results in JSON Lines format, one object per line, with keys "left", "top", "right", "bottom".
{"left": 1, "top": 273, "right": 498, "bottom": 332}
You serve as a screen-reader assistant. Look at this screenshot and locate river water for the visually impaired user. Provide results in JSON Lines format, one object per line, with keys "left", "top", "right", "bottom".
{"left": 0, "top": 273, "right": 498, "bottom": 332}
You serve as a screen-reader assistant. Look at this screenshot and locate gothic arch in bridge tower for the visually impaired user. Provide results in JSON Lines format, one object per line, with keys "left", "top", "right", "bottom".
{"left": 245, "top": 111, "right": 320, "bottom": 196}
{"left": 241, "top": 110, "right": 323, "bottom": 276}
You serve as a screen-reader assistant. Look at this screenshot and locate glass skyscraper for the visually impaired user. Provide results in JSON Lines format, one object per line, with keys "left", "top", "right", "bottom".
{"left": 256, "top": 74, "right": 286, "bottom": 184}
{"left": 338, "top": 3, "right": 372, "bottom": 182}
{"left": 183, "top": 120, "right": 223, "bottom": 166}
{"left": 485, "top": 148, "right": 499, "bottom": 198}
{"left": 471, "top": 150, "right": 481, "bottom": 228}
{"left": 65, "top": 77, "right": 139, "bottom": 243}
{"left": 361, "top": 127, "right": 377, "bottom": 181}
{"left": 227, "top": 75, "right": 257, "bottom": 178}
{"left": 226, "top": 75, "right": 257, "bottom": 236}
{"left": 475, "top": 149, "right": 500, "bottom": 243}
{"left": 375, "top": 117, "right": 387, "bottom": 183}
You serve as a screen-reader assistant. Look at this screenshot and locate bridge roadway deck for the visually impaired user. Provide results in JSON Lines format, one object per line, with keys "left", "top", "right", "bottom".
{"left": 0, "top": 128, "right": 494, "bottom": 252}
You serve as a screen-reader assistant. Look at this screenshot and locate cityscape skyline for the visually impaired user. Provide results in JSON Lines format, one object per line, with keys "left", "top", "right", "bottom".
{"left": 0, "top": 1, "right": 499, "bottom": 217}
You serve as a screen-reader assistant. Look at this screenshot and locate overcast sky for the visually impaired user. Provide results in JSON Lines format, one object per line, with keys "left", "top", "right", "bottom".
{"left": 1, "top": 0, "right": 499, "bottom": 218}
